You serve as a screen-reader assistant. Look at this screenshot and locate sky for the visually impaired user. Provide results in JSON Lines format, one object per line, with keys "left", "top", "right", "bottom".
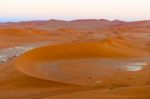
{"left": 0, "top": 0, "right": 150, "bottom": 22}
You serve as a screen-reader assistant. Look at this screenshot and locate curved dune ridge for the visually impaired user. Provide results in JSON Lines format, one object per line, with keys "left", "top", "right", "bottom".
{"left": 15, "top": 38, "right": 148, "bottom": 86}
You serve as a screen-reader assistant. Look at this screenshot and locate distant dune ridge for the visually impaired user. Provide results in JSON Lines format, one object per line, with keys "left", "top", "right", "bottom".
{"left": 0, "top": 19, "right": 150, "bottom": 31}
{"left": 0, "top": 19, "right": 149, "bottom": 49}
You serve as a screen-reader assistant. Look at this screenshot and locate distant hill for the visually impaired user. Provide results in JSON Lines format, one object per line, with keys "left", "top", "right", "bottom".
{"left": 0, "top": 19, "right": 150, "bottom": 32}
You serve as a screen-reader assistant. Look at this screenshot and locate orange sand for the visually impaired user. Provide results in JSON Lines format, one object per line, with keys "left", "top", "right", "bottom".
{"left": 15, "top": 38, "right": 148, "bottom": 86}
{"left": 0, "top": 19, "right": 150, "bottom": 99}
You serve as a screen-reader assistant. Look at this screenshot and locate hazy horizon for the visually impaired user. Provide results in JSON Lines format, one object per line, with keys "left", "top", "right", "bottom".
{"left": 1, "top": 17, "right": 150, "bottom": 23}
{"left": 0, "top": 0, "right": 150, "bottom": 22}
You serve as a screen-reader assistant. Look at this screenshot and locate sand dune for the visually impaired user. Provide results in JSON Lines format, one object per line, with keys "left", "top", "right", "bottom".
{"left": 0, "top": 19, "right": 150, "bottom": 98}
{"left": 15, "top": 38, "right": 148, "bottom": 86}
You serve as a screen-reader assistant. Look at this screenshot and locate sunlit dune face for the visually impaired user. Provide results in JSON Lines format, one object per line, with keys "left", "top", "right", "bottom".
{"left": 15, "top": 38, "right": 149, "bottom": 86}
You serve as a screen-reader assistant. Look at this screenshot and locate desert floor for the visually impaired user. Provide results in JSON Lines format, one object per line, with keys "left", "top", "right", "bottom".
{"left": 0, "top": 20, "right": 150, "bottom": 99}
